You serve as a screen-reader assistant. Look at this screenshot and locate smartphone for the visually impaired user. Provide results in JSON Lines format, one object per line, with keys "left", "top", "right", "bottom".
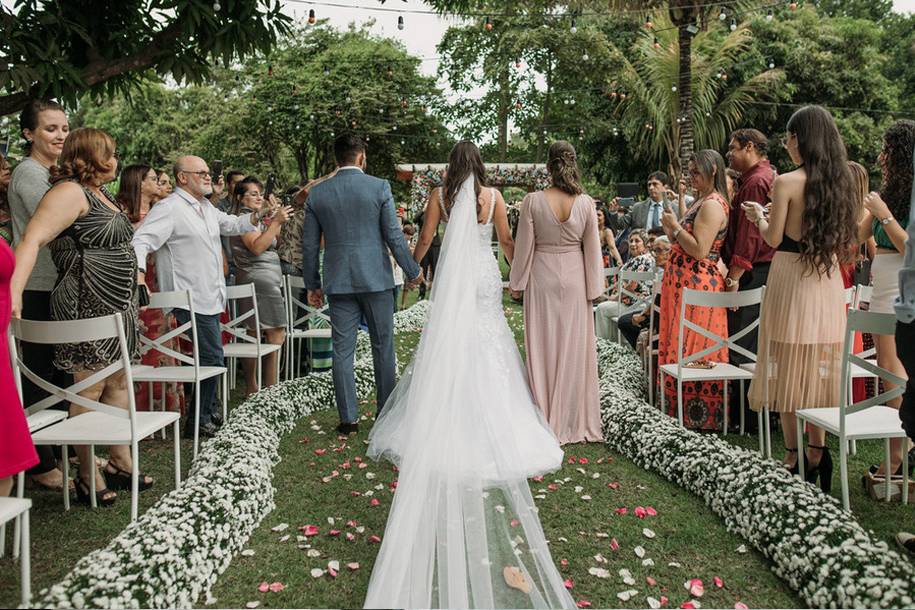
{"left": 618, "top": 197, "right": 636, "bottom": 208}
{"left": 264, "top": 173, "right": 276, "bottom": 199}
{"left": 211, "top": 160, "right": 223, "bottom": 182}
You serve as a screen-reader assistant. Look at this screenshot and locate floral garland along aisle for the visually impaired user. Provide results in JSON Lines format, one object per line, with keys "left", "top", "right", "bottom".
{"left": 34, "top": 303, "right": 915, "bottom": 609}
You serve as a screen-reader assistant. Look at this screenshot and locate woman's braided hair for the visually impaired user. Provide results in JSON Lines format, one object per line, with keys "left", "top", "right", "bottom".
{"left": 547, "top": 140, "right": 583, "bottom": 195}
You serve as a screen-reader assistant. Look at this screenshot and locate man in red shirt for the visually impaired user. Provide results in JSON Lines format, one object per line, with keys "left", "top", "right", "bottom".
{"left": 723, "top": 128, "right": 776, "bottom": 432}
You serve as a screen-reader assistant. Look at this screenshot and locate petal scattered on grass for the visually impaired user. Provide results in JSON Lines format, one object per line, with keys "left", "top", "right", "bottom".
{"left": 268, "top": 582, "right": 285, "bottom": 592}
{"left": 369, "top": 534, "right": 382, "bottom": 543}
{"left": 271, "top": 523, "right": 288, "bottom": 532}
{"left": 576, "top": 600, "right": 591, "bottom": 608}
{"left": 643, "top": 528, "right": 656, "bottom": 539}
{"left": 614, "top": 507, "right": 628, "bottom": 515}
{"left": 714, "top": 576, "right": 724, "bottom": 589}
{"left": 245, "top": 602, "right": 260, "bottom": 609}
{"left": 257, "top": 582, "right": 269, "bottom": 593}
{"left": 634, "top": 506, "right": 648, "bottom": 519}
{"left": 610, "top": 537, "right": 620, "bottom": 551}
{"left": 685, "top": 579, "right": 704, "bottom": 597}
{"left": 310, "top": 568, "right": 324, "bottom": 578}
{"left": 734, "top": 602, "right": 748, "bottom": 609}
{"left": 563, "top": 578, "right": 574, "bottom": 589}
{"left": 347, "top": 562, "right": 360, "bottom": 571}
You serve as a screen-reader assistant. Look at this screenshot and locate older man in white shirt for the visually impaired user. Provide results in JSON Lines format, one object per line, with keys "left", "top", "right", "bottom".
{"left": 132, "top": 155, "right": 287, "bottom": 438}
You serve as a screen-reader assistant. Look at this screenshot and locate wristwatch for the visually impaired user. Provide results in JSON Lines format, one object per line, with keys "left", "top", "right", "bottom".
{"left": 879, "top": 215, "right": 894, "bottom": 226}
{"left": 725, "top": 277, "right": 738, "bottom": 288}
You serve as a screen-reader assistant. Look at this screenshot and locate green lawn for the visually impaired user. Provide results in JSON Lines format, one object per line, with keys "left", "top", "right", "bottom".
{"left": 1, "top": 291, "right": 912, "bottom": 608}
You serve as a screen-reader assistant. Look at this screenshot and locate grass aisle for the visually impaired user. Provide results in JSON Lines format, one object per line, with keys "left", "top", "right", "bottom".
{"left": 207, "top": 309, "right": 800, "bottom": 609}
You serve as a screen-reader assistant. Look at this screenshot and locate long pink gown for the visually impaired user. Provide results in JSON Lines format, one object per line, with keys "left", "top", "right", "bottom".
{"left": 509, "top": 191, "right": 605, "bottom": 444}
{"left": 0, "top": 239, "right": 39, "bottom": 479}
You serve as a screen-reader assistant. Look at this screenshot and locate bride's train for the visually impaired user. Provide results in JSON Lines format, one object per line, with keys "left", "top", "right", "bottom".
{"left": 365, "top": 174, "right": 575, "bottom": 608}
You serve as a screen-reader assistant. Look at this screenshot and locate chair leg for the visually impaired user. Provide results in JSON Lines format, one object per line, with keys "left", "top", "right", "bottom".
{"left": 659, "top": 370, "right": 666, "bottom": 414}
{"left": 89, "top": 445, "right": 97, "bottom": 509}
{"left": 222, "top": 373, "right": 228, "bottom": 422}
{"left": 131, "top": 441, "right": 139, "bottom": 521}
{"left": 840, "top": 435, "right": 850, "bottom": 510}
{"left": 722, "top": 380, "right": 729, "bottom": 436}
{"left": 902, "top": 444, "right": 909, "bottom": 505}
{"left": 62, "top": 445, "right": 70, "bottom": 512}
{"left": 739, "top": 380, "right": 746, "bottom": 436}
{"left": 884, "top": 438, "right": 892, "bottom": 503}
{"left": 173, "top": 420, "right": 182, "bottom": 488}
{"left": 0, "top": 520, "right": 5, "bottom": 558}
{"left": 849, "top": 439, "right": 857, "bottom": 456}
{"left": 193, "top": 381, "right": 201, "bottom": 459}
{"left": 796, "top": 418, "right": 805, "bottom": 480}
{"left": 20, "top": 509, "right": 30, "bottom": 608}
{"left": 765, "top": 408, "right": 772, "bottom": 459}
{"left": 677, "top": 378, "right": 684, "bottom": 428}
{"left": 758, "top": 408, "right": 765, "bottom": 456}
{"left": 13, "top": 471, "right": 24, "bottom": 560}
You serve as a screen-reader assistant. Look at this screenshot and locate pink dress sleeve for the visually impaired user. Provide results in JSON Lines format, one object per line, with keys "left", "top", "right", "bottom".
{"left": 508, "top": 193, "right": 536, "bottom": 292}
{"left": 581, "top": 196, "right": 604, "bottom": 301}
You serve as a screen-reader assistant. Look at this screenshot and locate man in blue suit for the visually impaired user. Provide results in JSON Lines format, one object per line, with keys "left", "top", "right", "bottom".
{"left": 302, "top": 134, "right": 422, "bottom": 435}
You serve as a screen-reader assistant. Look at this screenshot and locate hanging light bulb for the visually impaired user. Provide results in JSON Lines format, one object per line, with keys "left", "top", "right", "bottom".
{"left": 719, "top": 7, "right": 727, "bottom": 20}
{"left": 515, "top": 100, "right": 522, "bottom": 110}
{"left": 653, "top": 37, "right": 661, "bottom": 49}
{"left": 432, "top": 127, "right": 438, "bottom": 134}
{"left": 729, "top": 18, "right": 737, "bottom": 31}
{"left": 578, "top": 128, "right": 585, "bottom": 141}
{"left": 484, "top": 16, "right": 493, "bottom": 31}
{"left": 582, "top": 52, "right": 589, "bottom": 61}
{"left": 515, "top": 58, "right": 522, "bottom": 69}
{"left": 386, "top": 66, "right": 394, "bottom": 79}
{"left": 400, "top": 138, "right": 405, "bottom": 145}
{"left": 789, "top": 1, "right": 798, "bottom": 9}
{"left": 397, "top": 15, "right": 404, "bottom": 30}
{"left": 570, "top": 18, "right": 577, "bottom": 34}
{"left": 267, "top": 64, "right": 273, "bottom": 76}
{"left": 645, "top": 15, "right": 653, "bottom": 29}
{"left": 619, "top": 92, "right": 627, "bottom": 100}
{"left": 766, "top": 8, "right": 774, "bottom": 21}
{"left": 671, "top": 85, "right": 677, "bottom": 92}
{"left": 308, "top": 9, "right": 316, "bottom": 24}
{"left": 392, "top": 124, "right": 398, "bottom": 131}
{"left": 768, "top": 58, "right": 776, "bottom": 69}
{"left": 213, "top": 1, "right": 221, "bottom": 11}
{"left": 365, "top": 134, "right": 371, "bottom": 142}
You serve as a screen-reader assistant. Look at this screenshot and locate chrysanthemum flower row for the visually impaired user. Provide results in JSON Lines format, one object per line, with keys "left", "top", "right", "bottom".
{"left": 33, "top": 300, "right": 431, "bottom": 609}
{"left": 595, "top": 339, "right": 915, "bottom": 609}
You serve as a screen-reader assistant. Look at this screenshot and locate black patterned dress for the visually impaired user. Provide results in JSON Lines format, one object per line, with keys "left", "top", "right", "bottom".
{"left": 49, "top": 184, "right": 139, "bottom": 373}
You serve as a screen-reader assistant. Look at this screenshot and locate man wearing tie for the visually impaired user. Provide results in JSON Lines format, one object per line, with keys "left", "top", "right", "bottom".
{"left": 607, "top": 171, "right": 680, "bottom": 235}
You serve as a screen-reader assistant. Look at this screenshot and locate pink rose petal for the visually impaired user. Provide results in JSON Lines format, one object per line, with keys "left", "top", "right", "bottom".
{"left": 268, "top": 582, "right": 285, "bottom": 592}
{"left": 634, "top": 506, "right": 648, "bottom": 519}
{"left": 328, "top": 529, "right": 341, "bottom": 537}
{"left": 563, "top": 578, "right": 574, "bottom": 590}
{"left": 258, "top": 582, "right": 269, "bottom": 593}
{"left": 577, "top": 600, "right": 592, "bottom": 608}
{"left": 560, "top": 559, "right": 569, "bottom": 567}
{"left": 370, "top": 498, "right": 380, "bottom": 506}
{"left": 734, "top": 603, "right": 748, "bottom": 610}
{"left": 660, "top": 596, "right": 669, "bottom": 606}
{"left": 300, "top": 525, "right": 319, "bottom": 536}
{"left": 350, "top": 491, "right": 362, "bottom": 497}
{"left": 578, "top": 458, "right": 589, "bottom": 464}
{"left": 714, "top": 576, "right": 724, "bottom": 589}
{"left": 346, "top": 520, "right": 358, "bottom": 527}
{"left": 646, "top": 576, "right": 657, "bottom": 586}
{"left": 533, "top": 475, "right": 544, "bottom": 482}
{"left": 510, "top": 519, "right": 520, "bottom": 527}
{"left": 681, "top": 603, "right": 696, "bottom": 609}
{"left": 345, "top": 532, "right": 356, "bottom": 541}
{"left": 615, "top": 507, "right": 628, "bottom": 515}
{"left": 610, "top": 537, "right": 620, "bottom": 551}
{"left": 687, "top": 579, "right": 704, "bottom": 597}
{"left": 314, "top": 449, "right": 326, "bottom": 456}
{"left": 548, "top": 484, "right": 559, "bottom": 491}
{"left": 347, "top": 562, "right": 360, "bottom": 571}
{"left": 358, "top": 462, "right": 369, "bottom": 469}
{"left": 327, "top": 567, "right": 338, "bottom": 578}
{"left": 607, "top": 482, "right": 620, "bottom": 489}
{"left": 369, "top": 534, "right": 382, "bottom": 543}
{"left": 646, "top": 506, "right": 658, "bottom": 516}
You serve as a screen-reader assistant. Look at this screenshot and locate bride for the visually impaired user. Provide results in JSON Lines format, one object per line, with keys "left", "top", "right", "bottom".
{"left": 365, "top": 141, "right": 575, "bottom": 609}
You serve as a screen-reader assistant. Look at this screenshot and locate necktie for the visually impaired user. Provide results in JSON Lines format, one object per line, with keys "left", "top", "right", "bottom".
{"left": 650, "top": 203, "right": 660, "bottom": 229}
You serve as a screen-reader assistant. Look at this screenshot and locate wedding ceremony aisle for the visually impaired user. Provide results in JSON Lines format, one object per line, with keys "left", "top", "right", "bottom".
{"left": 4, "top": 295, "right": 913, "bottom": 609}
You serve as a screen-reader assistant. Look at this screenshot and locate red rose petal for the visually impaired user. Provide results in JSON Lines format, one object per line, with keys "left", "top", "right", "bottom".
{"left": 634, "top": 506, "right": 647, "bottom": 519}
{"left": 714, "top": 576, "right": 724, "bottom": 589}
{"left": 370, "top": 498, "right": 380, "bottom": 506}
{"left": 614, "top": 507, "right": 628, "bottom": 515}
{"left": 646, "top": 506, "right": 658, "bottom": 516}
{"left": 328, "top": 529, "right": 341, "bottom": 537}
{"left": 258, "top": 582, "right": 269, "bottom": 593}
{"left": 577, "top": 600, "right": 592, "bottom": 608}
{"left": 369, "top": 535, "right": 382, "bottom": 543}
{"left": 314, "top": 449, "right": 326, "bottom": 456}
{"left": 563, "top": 578, "right": 574, "bottom": 589}
{"left": 610, "top": 537, "right": 620, "bottom": 551}
{"left": 578, "top": 458, "right": 589, "bottom": 464}
{"left": 560, "top": 559, "right": 569, "bottom": 567}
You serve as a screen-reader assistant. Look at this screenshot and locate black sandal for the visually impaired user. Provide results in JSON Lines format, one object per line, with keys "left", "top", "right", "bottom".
{"left": 104, "top": 462, "right": 154, "bottom": 492}
{"left": 783, "top": 448, "right": 799, "bottom": 476}
{"left": 75, "top": 476, "right": 117, "bottom": 507}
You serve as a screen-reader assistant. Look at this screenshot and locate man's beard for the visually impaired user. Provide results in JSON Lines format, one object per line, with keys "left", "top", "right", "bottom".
{"left": 204, "top": 188, "right": 214, "bottom": 197}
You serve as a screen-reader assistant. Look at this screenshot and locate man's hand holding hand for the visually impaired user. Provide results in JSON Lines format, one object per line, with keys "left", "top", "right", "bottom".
{"left": 307, "top": 289, "right": 325, "bottom": 308}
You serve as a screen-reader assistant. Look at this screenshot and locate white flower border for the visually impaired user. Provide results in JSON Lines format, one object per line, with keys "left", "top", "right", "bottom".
{"left": 33, "top": 301, "right": 431, "bottom": 609}
{"left": 595, "top": 338, "right": 915, "bottom": 609}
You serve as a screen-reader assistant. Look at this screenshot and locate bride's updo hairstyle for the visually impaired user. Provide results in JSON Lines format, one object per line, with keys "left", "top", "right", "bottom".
{"left": 547, "top": 140, "right": 583, "bottom": 195}
{"left": 443, "top": 140, "right": 486, "bottom": 215}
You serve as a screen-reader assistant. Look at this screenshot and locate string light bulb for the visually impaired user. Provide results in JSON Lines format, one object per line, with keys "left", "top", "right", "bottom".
{"left": 308, "top": 9, "right": 316, "bottom": 24}
{"left": 267, "top": 64, "right": 273, "bottom": 76}
{"left": 515, "top": 58, "right": 522, "bottom": 69}
{"left": 766, "top": 9, "right": 774, "bottom": 21}
{"left": 768, "top": 58, "right": 775, "bottom": 69}
{"left": 386, "top": 66, "right": 393, "bottom": 79}
{"left": 582, "top": 52, "right": 589, "bottom": 61}
{"left": 323, "top": 65, "right": 329, "bottom": 76}
{"left": 729, "top": 18, "right": 737, "bottom": 31}
{"left": 645, "top": 15, "right": 653, "bottom": 29}
{"left": 671, "top": 85, "right": 677, "bottom": 91}
{"left": 570, "top": 19, "right": 577, "bottom": 34}
{"left": 213, "top": 1, "right": 221, "bottom": 11}
{"left": 397, "top": 15, "right": 404, "bottom": 30}
{"left": 789, "top": 1, "right": 798, "bottom": 9}
{"left": 578, "top": 128, "right": 585, "bottom": 141}
{"left": 653, "top": 37, "right": 661, "bottom": 49}
{"left": 719, "top": 7, "right": 727, "bottom": 20}
{"left": 484, "top": 16, "right": 493, "bottom": 30}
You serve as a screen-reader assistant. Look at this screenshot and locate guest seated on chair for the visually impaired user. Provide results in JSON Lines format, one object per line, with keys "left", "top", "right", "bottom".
{"left": 617, "top": 236, "right": 671, "bottom": 349}
{"left": 594, "top": 229, "right": 653, "bottom": 340}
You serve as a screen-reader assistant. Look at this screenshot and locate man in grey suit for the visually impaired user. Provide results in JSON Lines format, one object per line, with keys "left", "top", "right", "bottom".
{"left": 302, "top": 135, "right": 422, "bottom": 435}
{"left": 607, "top": 171, "right": 682, "bottom": 235}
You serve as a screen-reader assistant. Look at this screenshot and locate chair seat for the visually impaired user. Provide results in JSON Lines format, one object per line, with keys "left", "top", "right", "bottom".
{"left": 223, "top": 343, "right": 283, "bottom": 358}
{"left": 0, "top": 497, "right": 31, "bottom": 524}
{"left": 288, "top": 328, "right": 332, "bottom": 340}
{"left": 26, "top": 410, "right": 68, "bottom": 433}
{"left": 797, "top": 405, "right": 908, "bottom": 441}
{"left": 131, "top": 364, "right": 226, "bottom": 383}
{"left": 660, "top": 362, "right": 754, "bottom": 381}
{"left": 31, "top": 410, "right": 180, "bottom": 445}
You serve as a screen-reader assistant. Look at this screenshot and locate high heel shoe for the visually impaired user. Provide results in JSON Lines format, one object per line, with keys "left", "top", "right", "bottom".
{"left": 782, "top": 447, "right": 799, "bottom": 476}
{"left": 75, "top": 475, "right": 117, "bottom": 507}
{"left": 804, "top": 445, "right": 833, "bottom": 494}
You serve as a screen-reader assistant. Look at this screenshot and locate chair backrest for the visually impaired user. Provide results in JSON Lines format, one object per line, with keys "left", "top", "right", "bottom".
{"left": 139, "top": 289, "right": 200, "bottom": 370}
{"left": 677, "top": 286, "right": 766, "bottom": 366}
{"left": 844, "top": 286, "right": 856, "bottom": 306}
{"left": 602, "top": 267, "right": 619, "bottom": 298}
{"left": 10, "top": 313, "right": 137, "bottom": 423}
{"left": 646, "top": 274, "right": 663, "bottom": 352}
{"left": 616, "top": 269, "right": 657, "bottom": 311}
{"left": 839, "top": 310, "right": 905, "bottom": 429}
{"left": 222, "top": 283, "right": 262, "bottom": 345}
{"left": 284, "top": 274, "right": 330, "bottom": 332}
{"left": 853, "top": 283, "right": 873, "bottom": 309}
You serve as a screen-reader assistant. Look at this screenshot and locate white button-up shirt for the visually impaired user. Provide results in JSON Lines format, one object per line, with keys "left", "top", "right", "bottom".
{"left": 132, "top": 187, "right": 256, "bottom": 315}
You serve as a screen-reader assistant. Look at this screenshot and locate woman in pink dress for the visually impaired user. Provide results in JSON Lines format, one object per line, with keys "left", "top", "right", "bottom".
{"left": 509, "top": 141, "right": 605, "bottom": 444}
{"left": 0, "top": 238, "right": 39, "bottom": 496}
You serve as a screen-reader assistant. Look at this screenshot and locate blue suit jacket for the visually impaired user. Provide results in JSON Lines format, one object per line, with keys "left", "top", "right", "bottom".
{"left": 302, "top": 167, "right": 420, "bottom": 295}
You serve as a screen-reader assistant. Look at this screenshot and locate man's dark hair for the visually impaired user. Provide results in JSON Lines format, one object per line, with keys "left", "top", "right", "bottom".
{"left": 226, "top": 169, "right": 245, "bottom": 183}
{"left": 729, "top": 128, "right": 769, "bottom": 157}
{"left": 334, "top": 134, "right": 366, "bottom": 166}
{"left": 648, "top": 171, "right": 670, "bottom": 187}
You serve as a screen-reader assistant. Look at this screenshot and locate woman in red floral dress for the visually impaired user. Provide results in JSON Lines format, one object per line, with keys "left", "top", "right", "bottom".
{"left": 658, "top": 151, "right": 730, "bottom": 430}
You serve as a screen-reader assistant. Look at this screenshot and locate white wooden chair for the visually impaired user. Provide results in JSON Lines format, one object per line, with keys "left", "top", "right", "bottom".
{"left": 283, "top": 275, "right": 332, "bottom": 381}
{"left": 644, "top": 278, "right": 663, "bottom": 407}
{"left": 796, "top": 309, "right": 909, "bottom": 510}
{"left": 222, "top": 283, "right": 283, "bottom": 392}
{"left": 0, "top": 497, "right": 31, "bottom": 606}
{"left": 11, "top": 313, "right": 181, "bottom": 521}
{"left": 660, "top": 286, "right": 765, "bottom": 435}
{"left": 611, "top": 269, "right": 657, "bottom": 343}
{"left": 131, "top": 290, "right": 228, "bottom": 458}
{"left": 593, "top": 267, "right": 619, "bottom": 329}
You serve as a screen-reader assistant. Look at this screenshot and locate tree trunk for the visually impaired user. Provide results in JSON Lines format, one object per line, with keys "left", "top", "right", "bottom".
{"left": 674, "top": 8, "right": 696, "bottom": 180}
{"left": 295, "top": 144, "right": 310, "bottom": 183}
{"left": 497, "top": 66, "right": 510, "bottom": 161}
{"left": 537, "top": 56, "right": 554, "bottom": 161}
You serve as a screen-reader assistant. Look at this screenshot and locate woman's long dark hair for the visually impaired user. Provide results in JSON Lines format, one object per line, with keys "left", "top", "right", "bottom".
{"left": 879, "top": 119, "right": 915, "bottom": 222}
{"left": 117, "top": 164, "right": 153, "bottom": 222}
{"left": 547, "top": 140, "right": 583, "bottom": 195}
{"left": 786, "top": 105, "right": 858, "bottom": 275}
{"left": 689, "top": 149, "right": 729, "bottom": 204}
{"left": 443, "top": 140, "right": 486, "bottom": 215}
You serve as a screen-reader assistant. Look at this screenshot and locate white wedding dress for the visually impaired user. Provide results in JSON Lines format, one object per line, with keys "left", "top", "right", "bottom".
{"left": 365, "top": 176, "right": 575, "bottom": 609}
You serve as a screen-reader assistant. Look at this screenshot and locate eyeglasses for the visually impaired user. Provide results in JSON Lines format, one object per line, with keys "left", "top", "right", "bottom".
{"left": 178, "top": 169, "right": 211, "bottom": 178}
{"left": 780, "top": 133, "right": 794, "bottom": 147}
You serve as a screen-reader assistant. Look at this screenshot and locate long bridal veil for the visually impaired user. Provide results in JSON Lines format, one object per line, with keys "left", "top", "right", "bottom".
{"left": 365, "top": 175, "right": 575, "bottom": 609}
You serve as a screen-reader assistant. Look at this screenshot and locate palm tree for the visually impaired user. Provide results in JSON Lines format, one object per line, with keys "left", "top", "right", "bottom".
{"left": 611, "top": 12, "right": 783, "bottom": 175}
